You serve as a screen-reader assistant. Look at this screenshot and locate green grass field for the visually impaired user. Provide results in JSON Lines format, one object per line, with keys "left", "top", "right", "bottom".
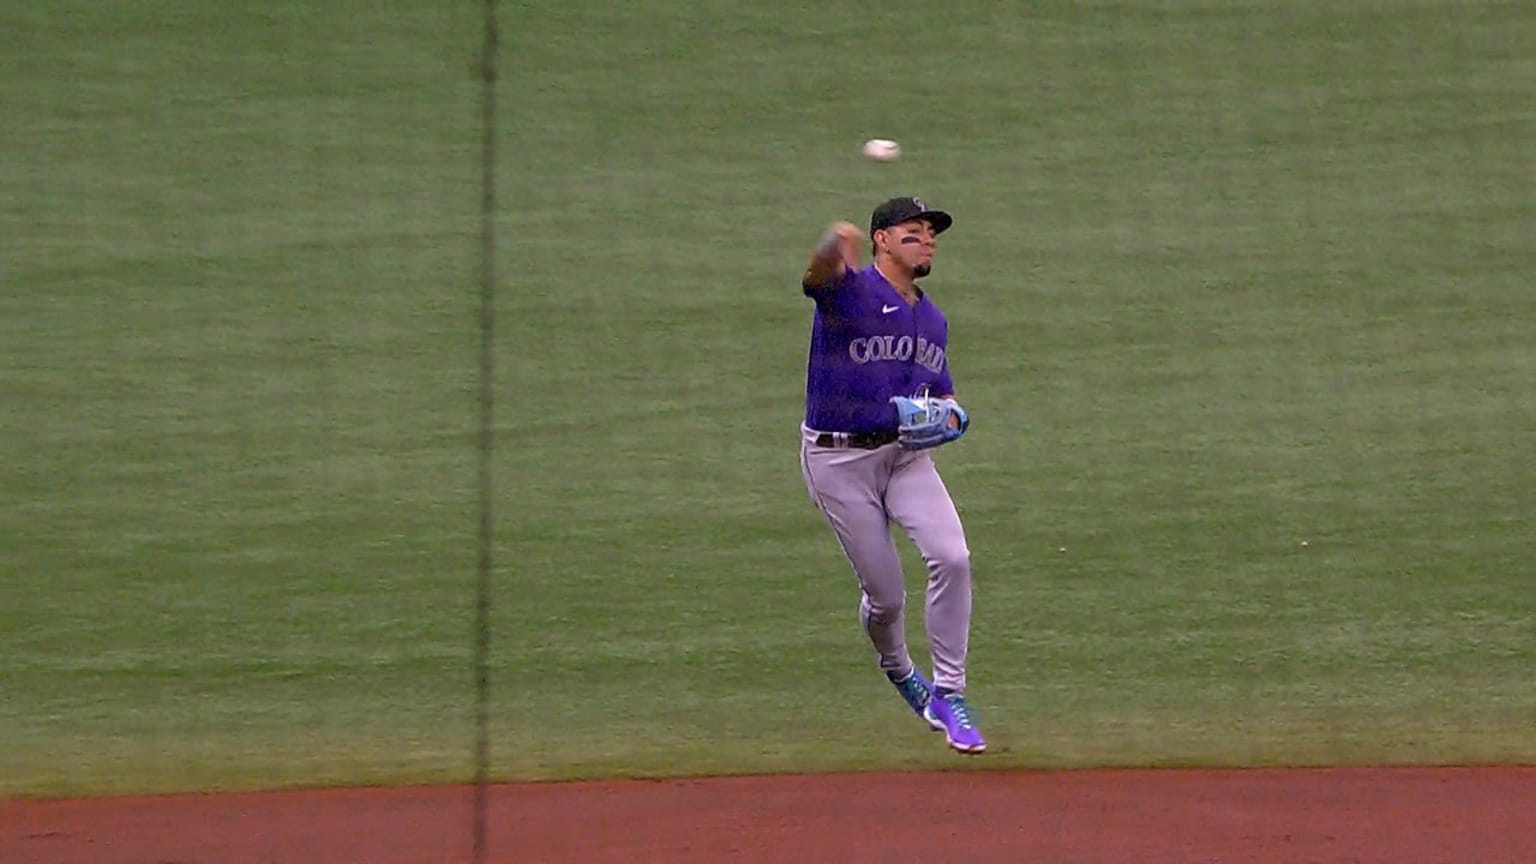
{"left": 4, "top": 1, "right": 1533, "bottom": 796}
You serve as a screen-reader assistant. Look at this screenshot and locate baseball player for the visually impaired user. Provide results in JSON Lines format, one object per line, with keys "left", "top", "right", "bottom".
{"left": 797, "top": 196, "right": 984, "bottom": 754}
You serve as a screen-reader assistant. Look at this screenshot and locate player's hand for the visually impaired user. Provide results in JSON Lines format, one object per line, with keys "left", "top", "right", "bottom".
{"left": 804, "top": 221, "right": 864, "bottom": 289}
{"left": 831, "top": 221, "right": 863, "bottom": 265}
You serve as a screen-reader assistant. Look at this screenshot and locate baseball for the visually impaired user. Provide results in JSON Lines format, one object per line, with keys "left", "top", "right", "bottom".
{"left": 862, "top": 138, "right": 901, "bottom": 162}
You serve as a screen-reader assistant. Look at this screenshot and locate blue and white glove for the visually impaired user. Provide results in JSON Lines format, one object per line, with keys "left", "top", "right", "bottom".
{"left": 890, "top": 394, "right": 970, "bottom": 451}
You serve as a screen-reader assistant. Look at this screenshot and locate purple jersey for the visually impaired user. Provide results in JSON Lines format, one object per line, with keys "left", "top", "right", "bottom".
{"left": 803, "top": 265, "right": 955, "bottom": 434}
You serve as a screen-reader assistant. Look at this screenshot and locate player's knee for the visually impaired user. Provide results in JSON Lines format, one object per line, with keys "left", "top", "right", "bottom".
{"left": 927, "top": 544, "right": 971, "bottom": 579}
{"left": 862, "top": 590, "right": 906, "bottom": 624}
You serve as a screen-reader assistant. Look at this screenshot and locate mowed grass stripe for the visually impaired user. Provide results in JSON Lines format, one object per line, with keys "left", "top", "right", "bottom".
{"left": 3, "top": 1, "right": 1532, "bottom": 794}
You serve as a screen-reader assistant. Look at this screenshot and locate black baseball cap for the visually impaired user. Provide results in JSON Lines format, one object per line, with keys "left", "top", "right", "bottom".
{"left": 870, "top": 196, "right": 953, "bottom": 235}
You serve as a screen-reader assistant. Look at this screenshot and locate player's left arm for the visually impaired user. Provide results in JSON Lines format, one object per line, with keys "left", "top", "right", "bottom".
{"left": 935, "top": 368, "right": 963, "bottom": 429}
{"left": 927, "top": 359, "right": 964, "bottom": 430}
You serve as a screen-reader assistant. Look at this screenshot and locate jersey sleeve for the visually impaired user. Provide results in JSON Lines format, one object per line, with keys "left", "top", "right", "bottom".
{"left": 934, "top": 366, "right": 956, "bottom": 398}
{"left": 928, "top": 307, "right": 955, "bottom": 396}
{"left": 802, "top": 265, "right": 859, "bottom": 307}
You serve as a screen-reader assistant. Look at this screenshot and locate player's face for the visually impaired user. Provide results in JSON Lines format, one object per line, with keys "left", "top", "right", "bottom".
{"left": 879, "top": 219, "right": 938, "bottom": 277}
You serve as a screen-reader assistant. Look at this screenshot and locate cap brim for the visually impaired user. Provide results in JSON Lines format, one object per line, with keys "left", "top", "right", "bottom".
{"left": 918, "top": 210, "right": 953, "bottom": 234}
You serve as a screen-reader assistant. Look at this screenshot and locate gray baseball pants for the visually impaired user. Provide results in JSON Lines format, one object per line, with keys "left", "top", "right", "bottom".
{"left": 799, "top": 426, "right": 973, "bottom": 693}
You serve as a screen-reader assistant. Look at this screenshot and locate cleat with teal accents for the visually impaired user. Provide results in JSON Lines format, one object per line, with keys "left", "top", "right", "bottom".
{"left": 889, "top": 669, "right": 944, "bottom": 731}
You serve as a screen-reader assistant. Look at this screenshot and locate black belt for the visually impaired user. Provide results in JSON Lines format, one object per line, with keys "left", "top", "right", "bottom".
{"left": 815, "top": 430, "right": 899, "bottom": 450}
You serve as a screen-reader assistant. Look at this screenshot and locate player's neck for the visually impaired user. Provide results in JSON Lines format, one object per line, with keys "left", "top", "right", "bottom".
{"left": 873, "top": 259, "right": 919, "bottom": 302}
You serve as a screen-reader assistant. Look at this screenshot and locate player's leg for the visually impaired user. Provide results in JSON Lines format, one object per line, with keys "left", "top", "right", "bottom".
{"left": 886, "top": 451, "right": 985, "bottom": 753}
{"left": 799, "top": 438, "right": 915, "bottom": 682}
{"left": 886, "top": 451, "right": 972, "bottom": 694}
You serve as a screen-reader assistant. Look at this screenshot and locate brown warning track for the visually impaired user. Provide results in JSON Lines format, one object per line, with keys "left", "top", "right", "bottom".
{"left": 5, "top": 767, "right": 1534, "bottom": 864}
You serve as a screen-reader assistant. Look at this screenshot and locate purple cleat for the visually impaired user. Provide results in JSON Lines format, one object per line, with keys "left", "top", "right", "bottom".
{"left": 924, "top": 691, "right": 986, "bottom": 754}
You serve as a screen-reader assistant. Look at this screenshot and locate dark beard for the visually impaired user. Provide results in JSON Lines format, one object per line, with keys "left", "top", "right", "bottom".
{"left": 914, "top": 263, "right": 931, "bottom": 278}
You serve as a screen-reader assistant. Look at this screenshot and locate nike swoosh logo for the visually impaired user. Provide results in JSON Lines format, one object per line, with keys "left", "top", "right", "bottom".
{"left": 882, "top": 304, "right": 900, "bottom": 314}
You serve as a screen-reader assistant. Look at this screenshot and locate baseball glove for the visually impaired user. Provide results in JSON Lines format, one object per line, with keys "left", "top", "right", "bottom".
{"left": 890, "top": 393, "right": 970, "bottom": 451}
